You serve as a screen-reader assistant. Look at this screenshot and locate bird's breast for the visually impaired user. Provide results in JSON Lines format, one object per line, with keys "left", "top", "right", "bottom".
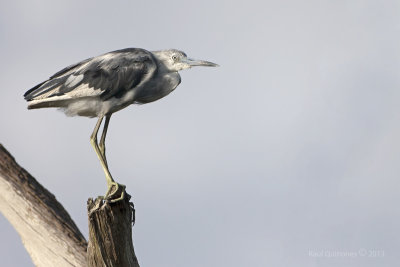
{"left": 134, "top": 72, "right": 181, "bottom": 104}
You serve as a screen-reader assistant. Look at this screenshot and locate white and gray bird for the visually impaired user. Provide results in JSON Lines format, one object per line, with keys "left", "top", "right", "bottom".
{"left": 24, "top": 48, "right": 218, "bottom": 201}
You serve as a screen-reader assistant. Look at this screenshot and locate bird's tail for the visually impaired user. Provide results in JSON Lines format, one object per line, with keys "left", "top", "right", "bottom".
{"left": 27, "top": 97, "right": 72, "bottom": 109}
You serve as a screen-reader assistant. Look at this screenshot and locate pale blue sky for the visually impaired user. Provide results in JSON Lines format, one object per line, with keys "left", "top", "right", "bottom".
{"left": 0, "top": 1, "right": 399, "bottom": 266}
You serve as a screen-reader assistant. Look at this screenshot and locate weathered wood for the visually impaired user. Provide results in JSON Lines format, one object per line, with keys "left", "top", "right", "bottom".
{"left": 0, "top": 143, "right": 141, "bottom": 266}
{"left": 87, "top": 193, "right": 139, "bottom": 267}
{"left": 0, "top": 144, "right": 87, "bottom": 267}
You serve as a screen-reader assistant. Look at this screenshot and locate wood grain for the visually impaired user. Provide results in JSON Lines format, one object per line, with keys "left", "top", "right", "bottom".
{"left": 0, "top": 144, "right": 87, "bottom": 266}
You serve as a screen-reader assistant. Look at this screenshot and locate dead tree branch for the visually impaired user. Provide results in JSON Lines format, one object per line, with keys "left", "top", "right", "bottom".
{"left": 0, "top": 144, "right": 140, "bottom": 267}
{"left": 0, "top": 144, "right": 87, "bottom": 266}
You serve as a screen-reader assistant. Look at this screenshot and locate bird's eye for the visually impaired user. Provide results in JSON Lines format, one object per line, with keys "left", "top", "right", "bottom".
{"left": 172, "top": 55, "right": 178, "bottom": 61}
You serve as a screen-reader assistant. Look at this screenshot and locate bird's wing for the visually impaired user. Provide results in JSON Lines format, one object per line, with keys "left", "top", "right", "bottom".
{"left": 24, "top": 48, "right": 157, "bottom": 102}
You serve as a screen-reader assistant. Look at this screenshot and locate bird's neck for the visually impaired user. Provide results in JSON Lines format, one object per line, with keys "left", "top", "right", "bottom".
{"left": 152, "top": 51, "right": 177, "bottom": 72}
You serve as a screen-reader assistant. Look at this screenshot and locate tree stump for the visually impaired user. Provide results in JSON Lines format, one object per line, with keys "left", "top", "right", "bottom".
{"left": 87, "top": 193, "right": 139, "bottom": 267}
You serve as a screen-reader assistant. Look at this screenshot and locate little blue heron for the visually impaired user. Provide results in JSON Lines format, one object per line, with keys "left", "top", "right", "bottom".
{"left": 24, "top": 48, "right": 218, "bottom": 201}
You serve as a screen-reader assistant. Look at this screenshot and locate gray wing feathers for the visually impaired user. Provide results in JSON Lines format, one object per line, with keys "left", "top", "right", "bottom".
{"left": 23, "top": 59, "right": 91, "bottom": 100}
{"left": 24, "top": 48, "right": 156, "bottom": 103}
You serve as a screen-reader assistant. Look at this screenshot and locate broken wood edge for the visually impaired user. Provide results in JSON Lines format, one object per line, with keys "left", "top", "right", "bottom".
{"left": 87, "top": 191, "right": 139, "bottom": 267}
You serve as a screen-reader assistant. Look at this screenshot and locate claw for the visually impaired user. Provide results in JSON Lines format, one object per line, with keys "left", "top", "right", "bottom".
{"left": 105, "top": 182, "right": 126, "bottom": 203}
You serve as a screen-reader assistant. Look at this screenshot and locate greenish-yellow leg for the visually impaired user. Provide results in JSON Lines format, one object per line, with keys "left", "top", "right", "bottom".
{"left": 90, "top": 115, "right": 125, "bottom": 202}
{"left": 99, "top": 114, "right": 111, "bottom": 167}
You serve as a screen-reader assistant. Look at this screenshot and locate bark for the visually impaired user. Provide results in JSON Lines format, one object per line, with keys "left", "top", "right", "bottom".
{"left": 87, "top": 194, "right": 139, "bottom": 267}
{"left": 0, "top": 143, "right": 140, "bottom": 267}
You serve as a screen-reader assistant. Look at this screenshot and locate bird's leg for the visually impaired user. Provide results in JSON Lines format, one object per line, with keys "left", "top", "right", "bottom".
{"left": 90, "top": 116, "right": 113, "bottom": 184}
{"left": 99, "top": 114, "right": 111, "bottom": 167}
{"left": 90, "top": 116, "right": 125, "bottom": 202}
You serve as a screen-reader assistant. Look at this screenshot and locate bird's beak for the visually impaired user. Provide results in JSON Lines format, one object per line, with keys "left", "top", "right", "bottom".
{"left": 185, "top": 58, "right": 219, "bottom": 67}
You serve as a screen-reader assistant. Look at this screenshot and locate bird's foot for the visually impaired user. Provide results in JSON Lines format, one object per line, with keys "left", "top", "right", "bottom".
{"left": 105, "top": 181, "right": 126, "bottom": 203}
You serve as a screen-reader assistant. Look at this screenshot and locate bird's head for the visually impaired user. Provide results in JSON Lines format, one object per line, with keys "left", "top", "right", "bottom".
{"left": 153, "top": 49, "right": 218, "bottom": 72}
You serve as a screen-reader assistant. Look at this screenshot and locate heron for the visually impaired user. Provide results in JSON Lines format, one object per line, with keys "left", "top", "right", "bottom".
{"left": 24, "top": 48, "right": 218, "bottom": 202}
